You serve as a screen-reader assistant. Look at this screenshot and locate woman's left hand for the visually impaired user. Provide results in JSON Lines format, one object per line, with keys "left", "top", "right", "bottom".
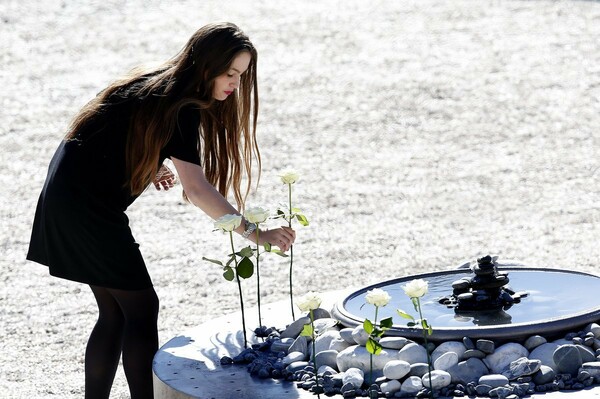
{"left": 153, "top": 164, "right": 177, "bottom": 190}
{"left": 257, "top": 226, "right": 296, "bottom": 252}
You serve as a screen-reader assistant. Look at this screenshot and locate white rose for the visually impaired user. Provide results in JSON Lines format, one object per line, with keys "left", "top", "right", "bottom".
{"left": 279, "top": 169, "right": 299, "bottom": 184}
{"left": 244, "top": 206, "right": 270, "bottom": 224}
{"left": 365, "top": 288, "right": 391, "bottom": 307}
{"left": 402, "top": 279, "right": 428, "bottom": 298}
{"left": 214, "top": 214, "right": 242, "bottom": 232}
{"left": 296, "top": 292, "right": 322, "bottom": 312}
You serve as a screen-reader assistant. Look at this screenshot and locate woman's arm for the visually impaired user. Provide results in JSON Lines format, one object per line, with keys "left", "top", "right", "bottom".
{"left": 171, "top": 157, "right": 295, "bottom": 251}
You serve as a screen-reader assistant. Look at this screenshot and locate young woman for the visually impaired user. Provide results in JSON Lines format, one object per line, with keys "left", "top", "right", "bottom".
{"left": 26, "top": 22, "right": 295, "bottom": 399}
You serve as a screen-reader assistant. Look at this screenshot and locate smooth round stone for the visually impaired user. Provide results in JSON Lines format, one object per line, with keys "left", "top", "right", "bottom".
{"left": 464, "top": 349, "right": 486, "bottom": 359}
{"left": 313, "top": 318, "right": 339, "bottom": 334}
{"left": 585, "top": 323, "right": 600, "bottom": 339}
{"left": 401, "top": 376, "right": 423, "bottom": 394}
{"left": 475, "top": 384, "right": 492, "bottom": 396}
{"left": 286, "top": 360, "right": 309, "bottom": 373}
{"left": 342, "top": 367, "right": 364, "bottom": 388}
{"left": 501, "top": 357, "right": 541, "bottom": 380}
{"left": 340, "top": 382, "right": 355, "bottom": 394}
{"left": 434, "top": 351, "right": 459, "bottom": 371}
{"left": 314, "top": 330, "right": 342, "bottom": 355}
{"left": 447, "top": 357, "right": 489, "bottom": 385}
{"left": 379, "top": 336, "right": 410, "bottom": 350}
{"left": 463, "top": 337, "right": 475, "bottom": 350}
{"left": 288, "top": 335, "right": 308, "bottom": 357}
{"left": 318, "top": 365, "right": 337, "bottom": 375}
{"left": 576, "top": 344, "right": 597, "bottom": 363}
{"left": 524, "top": 335, "right": 547, "bottom": 351}
{"left": 331, "top": 373, "right": 345, "bottom": 387}
{"left": 336, "top": 345, "right": 399, "bottom": 372}
{"left": 553, "top": 338, "right": 572, "bottom": 346}
{"left": 452, "top": 279, "right": 471, "bottom": 290}
{"left": 529, "top": 342, "right": 561, "bottom": 372}
{"left": 457, "top": 292, "right": 474, "bottom": 301}
{"left": 422, "top": 370, "right": 451, "bottom": 389}
{"left": 283, "top": 351, "right": 307, "bottom": 365}
{"left": 489, "top": 386, "right": 512, "bottom": 398}
{"left": 315, "top": 350, "right": 339, "bottom": 370}
{"left": 409, "top": 362, "right": 430, "bottom": 377}
{"left": 383, "top": 360, "right": 411, "bottom": 380}
{"left": 476, "top": 339, "right": 495, "bottom": 354}
{"left": 578, "top": 370, "right": 592, "bottom": 382}
{"left": 351, "top": 325, "right": 369, "bottom": 346}
{"left": 339, "top": 328, "right": 356, "bottom": 344}
{"left": 281, "top": 316, "right": 311, "bottom": 339}
{"left": 271, "top": 337, "right": 295, "bottom": 353}
{"left": 432, "top": 341, "right": 466, "bottom": 364}
{"left": 533, "top": 365, "right": 556, "bottom": 385}
{"left": 329, "top": 337, "right": 352, "bottom": 352}
{"left": 397, "top": 342, "right": 428, "bottom": 364}
{"left": 483, "top": 343, "right": 528, "bottom": 374}
{"left": 380, "top": 379, "right": 401, "bottom": 394}
{"left": 554, "top": 344, "right": 583, "bottom": 375}
{"left": 311, "top": 308, "right": 332, "bottom": 320}
{"left": 478, "top": 374, "right": 509, "bottom": 388}
{"left": 580, "top": 362, "right": 600, "bottom": 377}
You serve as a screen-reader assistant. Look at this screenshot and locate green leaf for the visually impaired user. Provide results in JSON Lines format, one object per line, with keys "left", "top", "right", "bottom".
{"left": 427, "top": 325, "right": 433, "bottom": 335}
{"left": 411, "top": 297, "right": 419, "bottom": 312}
{"left": 363, "top": 319, "right": 374, "bottom": 334}
{"left": 295, "top": 214, "right": 309, "bottom": 226}
{"left": 238, "top": 246, "right": 254, "bottom": 258}
{"left": 380, "top": 317, "right": 393, "bottom": 329}
{"left": 421, "top": 319, "right": 428, "bottom": 330}
{"left": 237, "top": 257, "right": 254, "bottom": 279}
{"left": 276, "top": 209, "right": 286, "bottom": 216}
{"left": 202, "top": 257, "right": 223, "bottom": 266}
{"left": 291, "top": 207, "right": 302, "bottom": 213}
{"left": 270, "top": 249, "right": 289, "bottom": 257}
{"left": 407, "top": 321, "right": 416, "bottom": 327}
{"left": 396, "top": 309, "right": 415, "bottom": 321}
{"left": 372, "top": 327, "right": 384, "bottom": 338}
{"left": 366, "top": 337, "right": 382, "bottom": 355}
{"left": 223, "top": 266, "right": 234, "bottom": 281}
{"left": 263, "top": 242, "right": 272, "bottom": 251}
{"left": 300, "top": 323, "right": 313, "bottom": 337}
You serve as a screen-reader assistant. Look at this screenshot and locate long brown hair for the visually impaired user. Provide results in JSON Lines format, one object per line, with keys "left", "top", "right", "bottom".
{"left": 65, "top": 22, "right": 260, "bottom": 208}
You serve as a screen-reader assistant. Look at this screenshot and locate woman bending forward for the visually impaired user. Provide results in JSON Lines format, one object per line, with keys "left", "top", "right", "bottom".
{"left": 27, "top": 22, "right": 295, "bottom": 399}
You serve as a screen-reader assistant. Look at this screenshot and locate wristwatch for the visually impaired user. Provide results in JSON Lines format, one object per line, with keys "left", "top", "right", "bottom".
{"left": 242, "top": 221, "right": 257, "bottom": 239}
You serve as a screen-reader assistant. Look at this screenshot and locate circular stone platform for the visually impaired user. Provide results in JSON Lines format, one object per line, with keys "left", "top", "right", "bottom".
{"left": 153, "top": 289, "right": 600, "bottom": 399}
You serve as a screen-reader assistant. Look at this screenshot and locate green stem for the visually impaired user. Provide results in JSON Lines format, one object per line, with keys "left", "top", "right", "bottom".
{"left": 288, "top": 183, "right": 295, "bottom": 321}
{"left": 417, "top": 298, "right": 433, "bottom": 399}
{"left": 370, "top": 306, "right": 379, "bottom": 388}
{"left": 289, "top": 245, "right": 294, "bottom": 321}
{"left": 255, "top": 224, "right": 262, "bottom": 330}
{"left": 230, "top": 232, "right": 247, "bottom": 348}
{"left": 310, "top": 309, "right": 321, "bottom": 399}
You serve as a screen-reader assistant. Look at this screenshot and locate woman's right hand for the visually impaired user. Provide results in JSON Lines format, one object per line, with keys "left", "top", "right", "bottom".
{"left": 153, "top": 164, "right": 177, "bottom": 191}
{"left": 256, "top": 226, "right": 296, "bottom": 252}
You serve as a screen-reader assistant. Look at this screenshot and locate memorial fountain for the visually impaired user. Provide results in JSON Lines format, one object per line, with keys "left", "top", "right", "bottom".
{"left": 332, "top": 256, "right": 600, "bottom": 342}
{"left": 153, "top": 256, "right": 600, "bottom": 398}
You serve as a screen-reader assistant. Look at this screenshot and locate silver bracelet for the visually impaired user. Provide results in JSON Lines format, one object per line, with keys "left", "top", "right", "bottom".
{"left": 242, "top": 221, "right": 257, "bottom": 239}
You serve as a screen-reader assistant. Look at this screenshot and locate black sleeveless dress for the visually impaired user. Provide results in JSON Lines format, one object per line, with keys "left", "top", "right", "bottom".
{"left": 26, "top": 89, "right": 201, "bottom": 290}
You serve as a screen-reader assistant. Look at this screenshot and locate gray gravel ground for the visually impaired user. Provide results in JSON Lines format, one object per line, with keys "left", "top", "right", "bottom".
{"left": 1, "top": 0, "right": 599, "bottom": 398}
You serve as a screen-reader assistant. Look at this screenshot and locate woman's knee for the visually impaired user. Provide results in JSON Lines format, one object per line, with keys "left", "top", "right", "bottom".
{"left": 109, "top": 287, "right": 159, "bottom": 324}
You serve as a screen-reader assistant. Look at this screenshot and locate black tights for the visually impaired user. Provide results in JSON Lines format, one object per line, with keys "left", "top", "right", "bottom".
{"left": 85, "top": 285, "right": 159, "bottom": 399}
